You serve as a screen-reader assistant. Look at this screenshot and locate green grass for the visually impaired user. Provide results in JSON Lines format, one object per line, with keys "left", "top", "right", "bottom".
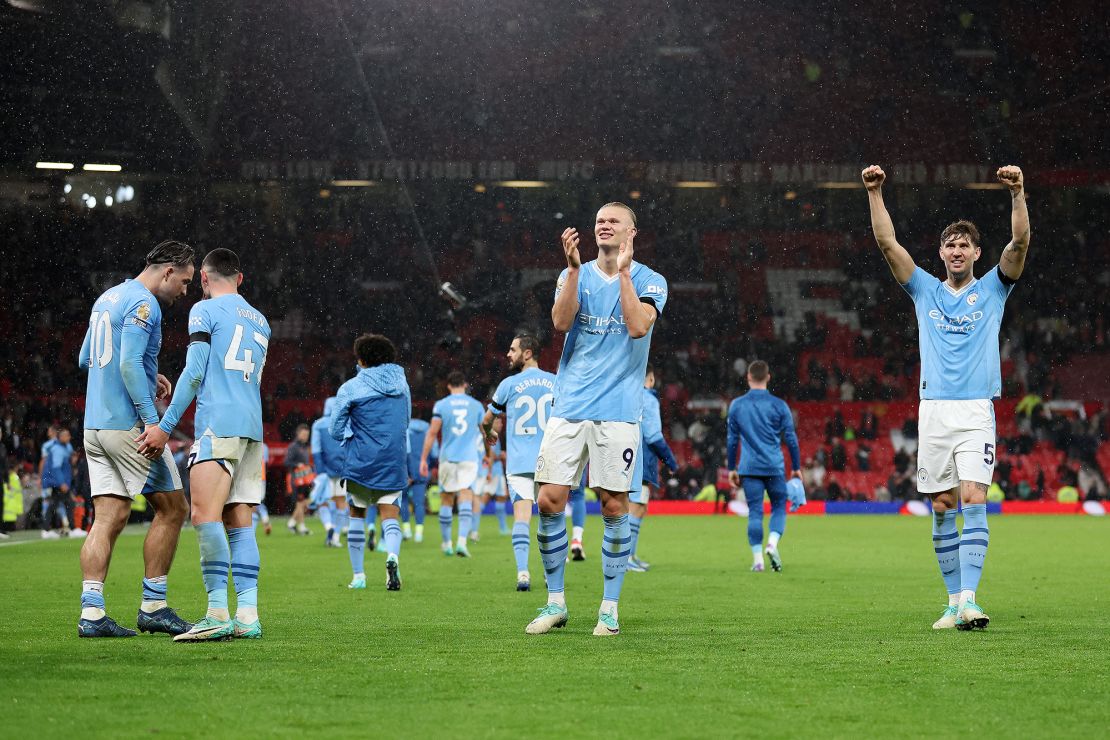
{"left": 2, "top": 515, "right": 1107, "bottom": 738}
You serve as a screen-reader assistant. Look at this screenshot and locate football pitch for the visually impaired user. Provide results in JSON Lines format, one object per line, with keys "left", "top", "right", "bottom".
{"left": 2, "top": 515, "right": 1106, "bottom": 738}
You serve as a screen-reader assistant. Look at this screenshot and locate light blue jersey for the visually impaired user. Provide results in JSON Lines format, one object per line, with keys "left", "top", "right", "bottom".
{"left": 79, "top": 279, "right": 163, "bottom": 430}
{"left": 488, "top": 366, "right": 557, "bottom": 476}
{"left": 160, "top": 294, "right": 270, "bottom": 440}
{"left": 552, "top": 260, "right": 668, "bottom": 422}
{"left": 903, "top": 266, "right": 1015, "bottom": 400}
{"left": 432, "top": 393, "right": 484, "bottom": 464}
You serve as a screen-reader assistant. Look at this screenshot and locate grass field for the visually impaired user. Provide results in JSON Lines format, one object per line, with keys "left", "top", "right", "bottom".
{"left": 2, "top": 514, "right": 1107, "bottom": 738}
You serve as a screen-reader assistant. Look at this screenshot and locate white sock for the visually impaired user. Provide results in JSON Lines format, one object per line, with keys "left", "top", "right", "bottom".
{"left": 751, "top": 544, "right": 763, "bottom": 563}
{"left": 415, "top": 524, "right": 423, "bottom": 536}
{"left": 140, "top": 600, "right": 167, "bottom": 613}
{"left": 518, "top": 570, "right": 530, "bottom": 580}
{"left": 206, "top": 607, "right": 230, "bottom": 621}
{"left": 457, "top": 536, "right": 467, "bottom": 548}
{"left": 236, "top": 606, "right": 258, "bottom": 624}
{"left": 600, "top": 599, "right": 618, "bottom": 619}
{"left": 353, "top": 571, "right": 365, "bottom": 580}
{"left": 767, "top": 531, "right": 781, "bottom": 549}
{"left": 961, "top": 589, "right": 976, "bottom": 605}
{"left": 948, "top": 593, "right": 960, "bottom": 607}
{"left": 81, "top": 579, "right": 105, "bottom": 620}
{"left": 572, "top": 526, "right": 584, "bottom": 542}
{"left": 548, "top": 592, "right": 566, "bottom": 608}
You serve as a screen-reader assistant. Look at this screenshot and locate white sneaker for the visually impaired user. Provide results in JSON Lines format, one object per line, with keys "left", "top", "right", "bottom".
{"left": 592, "top": 608, "right": 620, "bottom": 636}
{"left": 525, "top": 603, "right": 568, "bottom": 634}
{"left": 68, "top": 528, "right": 88, "bottom": 539}
{"left": 0, "top": 531, "right": 9, "bottom": 540}
{"left": 765, "top": 547, "right": 783, "bottom": 572}
{"left": 41, "top": 530, "right": 60, "bottom": 540}
{"left": 932, "top": 605, "right": 959, "bottom": 629}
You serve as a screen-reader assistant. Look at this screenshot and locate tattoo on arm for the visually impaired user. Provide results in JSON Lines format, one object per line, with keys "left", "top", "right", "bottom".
{"left": 972, "top": 482, "right": 989, "bottom": 493}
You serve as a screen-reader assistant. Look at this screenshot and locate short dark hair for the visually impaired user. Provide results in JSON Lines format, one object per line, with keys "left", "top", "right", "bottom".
{"left": 940, "top": 220, "right": 980, "bottom": 248}
{"left": 202, "top": 248, "right": 241, "bottom": 278}
{"left": 296, "top": 423, "right": 310, "bottom": 433}
{"left": 145, "top": 240, "right": 195, "bottom": 268}
{"left": 446, "top": 370, "right": 467, "bottom": 388}
{"left": 353, "top": 333, "right": 397, "bottom": 368}
{"left": 514, "top": 333, "right": 540, "bottom": 358}
{"left": 748, "top": 360, "right": 770, "bottom": 382}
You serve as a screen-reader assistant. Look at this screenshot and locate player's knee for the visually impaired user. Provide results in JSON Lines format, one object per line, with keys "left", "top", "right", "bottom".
{"left": 600, "top": 497, "right": 626, "bottom": 518}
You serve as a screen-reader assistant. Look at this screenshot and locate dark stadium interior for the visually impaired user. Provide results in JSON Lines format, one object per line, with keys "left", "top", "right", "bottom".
{"left": 2, "top": 0, "right": 1109, "bottom": 509}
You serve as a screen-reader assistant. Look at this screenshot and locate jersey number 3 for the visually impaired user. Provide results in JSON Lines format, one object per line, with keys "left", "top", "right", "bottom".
{"left": 224, "top": 323, "right": 269, "bottom": 383}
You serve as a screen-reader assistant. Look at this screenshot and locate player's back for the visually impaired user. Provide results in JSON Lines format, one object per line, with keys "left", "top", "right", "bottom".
{"left": 434, "top": 393, "right": 484, "bottom": 463}
{"left": 312, "top": 397, "right": 346, "bottom": 477}
{"left": 495, "top": 367, "right": 556, "bottom": 475}
{"left": 553, "top": 260, "right": 668, "bottom": 423}
{"left": 730, "top": 390, "right": 790, "bottom": 476}
{"left": 191, "top": 294, "right": 270, "bottom": 440}
{"left": 83, "top": 279, "right": 162, "bottom": 431}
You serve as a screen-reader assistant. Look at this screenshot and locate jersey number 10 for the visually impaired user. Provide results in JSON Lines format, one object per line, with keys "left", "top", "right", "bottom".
{"left": 223, "top": 323, "right": 269, "bottom": 384}
{"left": 88, "top": 311, "right": 114, "bottom": 369}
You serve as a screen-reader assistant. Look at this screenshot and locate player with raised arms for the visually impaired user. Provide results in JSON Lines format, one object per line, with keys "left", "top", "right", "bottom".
{"left": 420, "top": 371, "right": 485, "bottom": 558}
{"left": 526, "top": 202, "right": 668, "bottom": 637}
{"left": 76, "top": 240, "right": 195, "bottom": 638}
{"left": 863, "top": 164, "right": 1030, "bottom": 630}
{"left": 140, "top": 248, "right": 271, "bottom": 642}
{"left": 481, "top": 333, "right": 557, "bottom": 592}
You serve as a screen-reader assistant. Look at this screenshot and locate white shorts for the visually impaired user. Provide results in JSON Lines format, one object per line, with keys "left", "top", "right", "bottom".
{"left": 439, "top": 460, "right": 478, "bottom": 493}
{"left": 630, "top": 484, "right": 652, "bottom": 506}
{"left": 329, "top": 478, "right": 346, "bottom": 500}
{"left": 917, "top": 399, "right": 996, "bottom": 494}
{"left": 343, "top": 480, "right": 401, "bottom": 509}
{"left": 484, "top": 474, "right": 506, "bottom": 498}
{"left": 507, "top": 474, "right": 538, "bottom": 503}
{"left": 84, "top": 426, "right": 183, "bottom": 499}
{"left": 534, "top": 417, "right": 640, "bottom": 492}
{"left": 188, "top": 433, "right": 266, "bottom": 506}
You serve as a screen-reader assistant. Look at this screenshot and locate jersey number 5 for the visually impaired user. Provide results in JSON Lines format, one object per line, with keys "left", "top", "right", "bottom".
{"left": 224, "top": 323, "right": 269, "bottom": 383}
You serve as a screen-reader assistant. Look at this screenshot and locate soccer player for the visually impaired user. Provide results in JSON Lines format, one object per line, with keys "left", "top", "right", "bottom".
{"left": 472, "top": 436, "right": 508, "bottom": 541}
{"left": 402, "top": 415, "right": 435, "bottom": 542}
{"left": 863, "top": 164, "right": 1029, "bottom": 630}
{"left": 481, "top": 333, "right": 557, "bottom": 591}
{"left": 140, "top": 248, "right": 271, "bottom": 642}
{"left": 527, "top": 202, "right": 668, "bottom": 637}
{"left": 726, "top": 361, "right": 801, "bottom": 572}
{"left": 329, "top": 334, "right": 410, "bottom": 591}
{"left": 76, "top": 240, "right": 195, "bottom": 638}
{"left": 628, "top": 364, "right": 678, "bottom": 572}
{"left": 39, "top": 427, "right": 74, "bottom": 538}
{"left": 420, "top": 371, "right": 484, "bottom": 558}
{"left": 311, "top": 397, "right": 349, "bottom": 547}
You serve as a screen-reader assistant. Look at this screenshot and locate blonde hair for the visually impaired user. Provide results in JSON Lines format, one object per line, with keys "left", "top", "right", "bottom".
{"left": 599, "top": 202, "right": 637, "bottom": 226}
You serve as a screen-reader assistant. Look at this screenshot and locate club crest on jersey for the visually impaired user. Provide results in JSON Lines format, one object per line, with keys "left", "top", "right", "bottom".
{"left": 918, "top": 468, "right": 928, "bottom": 484}
{"left": 535, "top": 456, "right": 546, "bottom": 472}
{"left": 966, "top": 293, "right": 979, "bottom": 306}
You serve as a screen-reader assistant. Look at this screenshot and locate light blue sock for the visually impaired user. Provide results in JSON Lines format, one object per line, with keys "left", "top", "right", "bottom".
{"left": 318, "top": 500, "right": 334, "bottom": 536}
{"left": 496, "top": 500, "right": 509, "bottom": 532}
{"left": 227, "top": 526, "right": 260, "bottom": 611}
{"left": 439, "top": 506, "right": 453, "bottom": 544}
{"left": 382, "top": 517, "right": 402, "bottom": 557}
{"left": 537, "top": 513, "right": 568, "bottom": 596}
{"left": 196, "top": 521, "right": 229, "bottom": 611}
{"left": 347, "top": 517, "right": 366, "bottom": 575}
{"left": 141, "top": 575, "right": 167, "bottom": 604}
{"left": 457, "top": 501, "right": 473, "bottom": 541}
{"left": 932, "top": 509, "right": 961, "bottom": 596}
{"left": 629, "top": 515, "right": 642, "bottom": 558}
{"left": 511, "top": 521, "right": 530, "bottom": 572}
{"left": 335, "top": 506, "right": 349, "bottom": 534}
{"left": 601, "top": 514, "right": 631, "bottom": 601}
{"left": 366, "top": 506, "right": 377, "bottom": 527}
{"left": 81, "top": 582, "right": 105, "bottom": 611}
{"left": 471, "top": 500, "right": 482, "bottom": 536}
{"left": 959, "top": 504, "right": 990, "bottom": 594}
{"left": 570, "top": 488, "right": 586, "bottom": 529}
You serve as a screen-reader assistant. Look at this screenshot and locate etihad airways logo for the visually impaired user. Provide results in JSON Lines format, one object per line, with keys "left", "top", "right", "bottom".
{"left": 577, "top": 312, "right": 625, "bottom": 336}
{"left": 928, "top": 308, "right": 984, "bottom": 335}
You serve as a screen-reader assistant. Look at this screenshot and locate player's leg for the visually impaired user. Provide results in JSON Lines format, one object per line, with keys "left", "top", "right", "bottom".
{"left": 400, "top": 487, "right": 413, "bottom": 539}
{"left": 594, "top": 487, "right": 631, "bottom": 635}
{"left": 929, "top": 489, "right": 962, "bottom": 628}
{"left": 527, "top": 482, "right": 572, "bottom": 633}
{"left": 764, "top": 475, "right": 788, "bottom": 572}
{"left": 310, "top": 474, "right": 332, "bottom": 543}
{"left": 740, "top": 477, "right": 767, "bottom": 571}
{"left": 568, "top": 481, "right": 587, "bottom": 560}
{"left": 494, "top": 477, "right": 509, "bottom": 534}
{"left": 347, "top": 493, "right": 368, "bottom": 589}
{"left": 78, "top": 493, "right": 134, "bottom": 637}
{"left": 174, "top": 459, "right": 235, "bottom": 642}
{"left": 439, "top": 489, "right": 456, "bottom": 555}
{"left": 137, "top": 489, "right": 192, "bottom": 635}
{"left": 378, "top": 497, "right": 402, "bottom": 590}
{"left": 956, "top": 479, "right": 991, "bottom": 629}
{"left": 364, "top": 498, "right": 381, "bottom": 552}
{"left": 507, "top": 475, "right": 537, "bottom": 590}
{"left": 470, "top": 487, "right": 486, "bottom": 543}
{"left": 628, "top": 488, "right": 649, "bottom": 572}
{"left": 411, "top": 482, "right": 427, "bottom": 542}
{"left": 224, "top": 503, "right": 260, "bottom": 637}
{"left": 456, "top": 488, "right": 474, "bottom": 556}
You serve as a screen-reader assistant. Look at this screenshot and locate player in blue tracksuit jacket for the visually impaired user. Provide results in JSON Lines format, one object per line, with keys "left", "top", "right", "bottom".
{"left": 402, "top": 417, "right": 436, "bottom": 542}
{"left": 311, "top": 397, "right": 350, "bottom": 547}
{"left": 330, "top": 334, "right": 411, "bottom": 592}
{"left": 627, "top": 365, "right": 677, "bottom": 572}
{"left": 726, "top": 360, "right": 801, "bottom": 573}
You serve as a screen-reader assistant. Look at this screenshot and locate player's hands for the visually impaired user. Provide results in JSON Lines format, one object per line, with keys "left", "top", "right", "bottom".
{"left": 136, "top": 424, "right": 169, "bottom": 460}
{"left": 561, "top": 228, "right": 581, "bottom": 269}
{"left": 997, "top": 165, "right": 1023, "bottom": 193}
{"left": 484, "top": 428, "right": 499, "bottom": 446}
{"left": 617, "top": 231, "right": 635, "bottom": 273}
{"left": 156, "top": 374, "right": 172, "bottom": 400}
{"left": 861, "top": 165, "right": 885, "bottom": 191}
{"left": 728, "top": 470, "right": 741, "bottom": 488}
{"left": 419, "top": 459, "right": 429, "bottom": 479}
{"left": 791, "top": 469, "right": 802, "bottom": 480}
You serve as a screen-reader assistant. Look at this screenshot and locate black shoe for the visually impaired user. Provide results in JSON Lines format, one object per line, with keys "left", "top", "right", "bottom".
{"left": 570, "top": 542, "right": 585, "bottom": 561}
{"left": 367, "top": 528, "right": 377, "bottom": 553}
{"left": 137, "top": 606, "right": 194, "bottom": 636}
{"left": 79, "top": 615, "right": 137, "bottom": 638}
{"left": 386, "top": 558, "right": 401, "bottom": 591}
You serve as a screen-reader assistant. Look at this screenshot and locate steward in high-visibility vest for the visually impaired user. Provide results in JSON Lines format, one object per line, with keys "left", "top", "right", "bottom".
{"left": 3, "top": 471, "right": 25, "bottom": 523}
